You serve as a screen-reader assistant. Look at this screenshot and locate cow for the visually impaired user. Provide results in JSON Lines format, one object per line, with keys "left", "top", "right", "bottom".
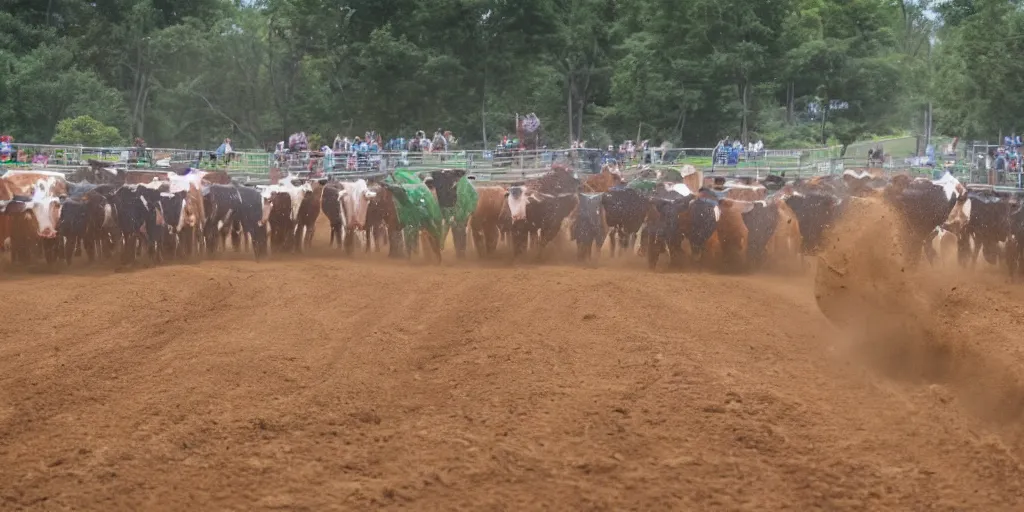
{"left": 682, "top": 189, "right": 722, "bottom": 268}
{"left": 424, "top": 169, "right": 477, "bottom": 258}
{"left": 337, "top": 179, "right": 376, "bottom": 256}
{"left": 783, "top": 186, "right": 842, "bottom": 257}
{"left": 122, "top": 170, "right": 171, "bottom": 186}
{"left": 321, "top": 184, "right": 347, "bottom": 249}
{"left": 572, "top": 193, "right": 606, "bottom": 261}
{"left": 370, "top": 183, "right": 405, "bottom": 258}
{"left": 386, "top": 183, "right": 442, "bottom": 262}
{"left": 57, "top": 182, "right": 115, "bottom": 265}
{"left": 884, "top": 172, "right": 964, "bottom": 266}
{"left": 469, "top": 186, "right": 507, "bottom": 258}
{"left": 1006, "top": 204, "right": 1024, "bottom": 281}
{"left": 761, "top": 174, "right": 787, "bottom": 193}
{"left": 719, "top": 180, "right": 767, "bottom": 202}
{"left": 943, "top": 188, "right": 1010, "bottom": 267}
{"left": 158, "top": 190, "right": 189, "bottom": 259}
{"left": 108, "top": 184, "right": 166, "bottom": 266}
{"left": 643, "top": 188, "right": 693, "bottom": 269}
{"left": 203, "top": 184, "right": 269, "bottom": 260}
{"left": 0, "top": 171, "right": 69, "bottom": 265}
{"left": 584, "top": 164, "right": 623, "bottom": 193}
{"left": 930, "top": 227, "right": 959, "bottom": 267}
{"left": 602, "top": 187, "right": 647, "bottom": 257}
{"left": 842, "top": 169, "right": 889, "bottom": 197}
{"left": 503, "top": 186, "right": 577, "bottom": 259}
{"left": 293, "top": 181, "right": 324, "bottom": 252}
{"left": 167, "top": 172, "right": 206, "bottom": 258}
{"left": 260, "top": 176, "right": 312, "bottom": 253}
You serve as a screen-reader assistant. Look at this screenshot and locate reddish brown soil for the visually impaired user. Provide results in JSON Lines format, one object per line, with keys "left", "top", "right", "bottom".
{"left": 2, "top": 213, "right": 1024, "bottom": 510}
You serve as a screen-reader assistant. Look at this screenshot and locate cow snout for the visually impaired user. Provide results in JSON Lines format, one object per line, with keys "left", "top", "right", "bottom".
{"left": 39, "top": 228, "right": 57, "bottom": 239}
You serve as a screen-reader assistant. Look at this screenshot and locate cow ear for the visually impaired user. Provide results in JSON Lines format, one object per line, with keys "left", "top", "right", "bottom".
{"left": 424, "top": 177, "right": 435, "bottom": 189}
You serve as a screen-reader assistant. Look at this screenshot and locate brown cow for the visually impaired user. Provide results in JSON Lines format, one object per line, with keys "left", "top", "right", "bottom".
{"left": 584, "top": 164, "right": 623, "bottom": 193}
{"left": 706, "top": 198, "right": 749, "bottom": 271}
{"left": 470, "top": 186, "right": 507, "bottom": 258}
{"left": 122, "top": 170, "right": 171, "bottom": 185}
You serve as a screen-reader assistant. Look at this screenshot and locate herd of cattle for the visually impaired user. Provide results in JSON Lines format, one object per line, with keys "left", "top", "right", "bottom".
{"left": 0, "top": 164, "right": 1022, "bottom": 277}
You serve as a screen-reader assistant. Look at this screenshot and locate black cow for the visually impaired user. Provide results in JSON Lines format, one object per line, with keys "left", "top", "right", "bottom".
{"left": 644, "top": 189, "right": 692, "bottom": 269}
{"left": 425, "top": 169, "right": 470, "bottom": 258}
{"left": 572, "top": 193, "right": 605, "bottom": 261}
{"left": 947, "top": 190, "right": 1010, "bottom": 267}
{"left": 108, "top": 185, "right": 166, "bottom": 266}
{"left": 685, "top": 189, "right": 721, "bottom": 265}
{"left": 884, "top": 176, "right": 959, "bottom": 266}
{"left": 602, "top": 187, "right": 647, "bottom": 257}
{"left": 503, "top": 186, "right": 577, "bottom": 259}
{"left": 741, "top": 200, "right": 780, "bottom": 268}
{"left": 784, "top": 191, "right": 841, "bottom": 255}
{"left": 761, "top": 174, "right": 786, "bottom": 193}
{"left": 321, "top": 184, "right": 346, "bottom": 249}
{"left": 159, "top": 190, "right": 188, "bottom": 259}
{"left": 58, "top": 182, "right": 114, "bottom": 265}
{"left": 203, "top": 184, "right": 268, "bottom": 260}
{"left": 1006, "top": 204, "right": 1024, "bottom": 280}
{"left": 525, "top": 191, "right": 577, "bottom": 259}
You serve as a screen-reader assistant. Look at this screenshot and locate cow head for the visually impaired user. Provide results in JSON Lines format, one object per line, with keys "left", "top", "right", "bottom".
{"left": 339, "top": 179, "right": 375, "bottom": 229}
{"left": 5, "top": 180, "right": 66, "bottom": 239}
{"left": 504, "top": 186, "right": 530, "bottom": 222}
{"left": 576, "top": 193, "right": 604, "bottom": 224}
{"left": 647, "top": 191, "right": 692, "bottom": 244}
{"left": 426, "top": 169, "right": 467, "bottom": 208}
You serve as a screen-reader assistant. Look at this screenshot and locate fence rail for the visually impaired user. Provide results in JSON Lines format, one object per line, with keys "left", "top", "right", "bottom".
{"left": 1, "top": 135, "right": 1004, "bottom": 187}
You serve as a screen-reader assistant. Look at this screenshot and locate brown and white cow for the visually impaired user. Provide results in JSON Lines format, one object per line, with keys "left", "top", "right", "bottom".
{"left": 0, "top": 171, "right": 69, "bottom": 264}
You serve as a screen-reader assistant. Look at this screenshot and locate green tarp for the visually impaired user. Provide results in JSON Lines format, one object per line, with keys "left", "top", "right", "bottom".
{"left": 626, "top": 178, "right": 658, "bottom": 192}
{"left": 438, "top": 176, "right": 478, "bottom": 250}
{"left": 387, "top": 183, "right": 443, "bottom": 249}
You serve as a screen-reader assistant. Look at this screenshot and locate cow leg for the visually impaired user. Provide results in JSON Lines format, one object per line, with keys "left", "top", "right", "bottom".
{"left": 426, "top": 233, "right": 442, "bottom": 263}
{"left": 231, "top": 219, "right": 243, "bottom": 252}
{"left": 608, "top": 230, "right": 617, "bottom": 258}
{"left": 472, "top": 226, "right": 486, "bottom": 259}
{"left": 85, "top": 235, "right": 97, "bottom": 263}
{"left": 452, "top": 221, "right": 468, "bottom": 259}
{"left": 485, "top": 225, "right": 499, "bottom": 256}
{"left": 638, "top": 228, "right": 649, "bottom": 258}
{"left": 388, "top": 225, "right": 404, "bottom": 258}
{"left": 64, "top": 235, "right": 77, "bottom": 265}
{"left": 344, "top": 227, "right": 356, "bottom": 256}
{"left": 957, "top": 234, "right": 971, "bottom": 267}
{"left": 647, "top": 236, "right": 664, "bottom": 270}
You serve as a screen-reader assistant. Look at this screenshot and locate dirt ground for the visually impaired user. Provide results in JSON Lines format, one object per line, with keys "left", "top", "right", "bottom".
{"left": 2, "top": 213, "right": 1024, "bottom": 511}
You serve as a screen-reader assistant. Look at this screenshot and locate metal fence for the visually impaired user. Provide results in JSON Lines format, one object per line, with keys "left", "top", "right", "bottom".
{"left": 0, "top": 136, "right": 1006, "bottom": 187}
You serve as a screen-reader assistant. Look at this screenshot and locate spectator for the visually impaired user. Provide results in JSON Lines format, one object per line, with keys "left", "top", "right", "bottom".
{"left": 321, "top": 145, "right": 335, "bottom": 174}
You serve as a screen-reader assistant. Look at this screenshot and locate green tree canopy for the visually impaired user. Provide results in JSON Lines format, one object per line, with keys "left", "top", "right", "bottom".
{"left": 51, "top": 116, "right": 124, "bottom": 146}
{"left": 0, "top": 0, "right": 982, "bottom": 150}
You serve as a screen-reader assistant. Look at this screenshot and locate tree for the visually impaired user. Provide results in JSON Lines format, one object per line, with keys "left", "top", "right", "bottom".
{"left": 51, "top": 115, "right": 124, "bottom": 146}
